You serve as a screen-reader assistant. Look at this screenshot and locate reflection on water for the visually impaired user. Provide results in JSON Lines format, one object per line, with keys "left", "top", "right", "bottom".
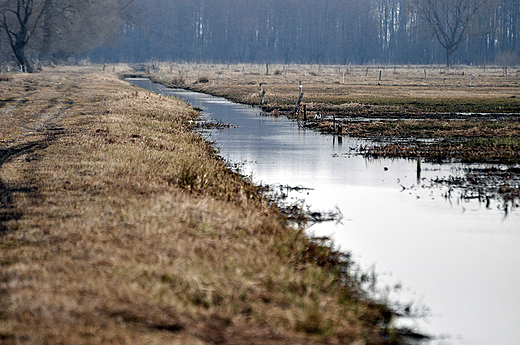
{"left": 127, "top": 78, "right": 520, "bottom": 345}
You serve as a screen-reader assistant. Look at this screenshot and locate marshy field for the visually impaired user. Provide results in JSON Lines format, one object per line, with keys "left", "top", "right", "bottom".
{"left": 142, "top": 62, "right": 520, "bottom": 164}
{"left": 140, "top": 62, "right": 520, "bottom": 209}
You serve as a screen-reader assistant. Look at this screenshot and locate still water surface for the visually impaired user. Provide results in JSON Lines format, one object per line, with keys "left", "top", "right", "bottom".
{"left": 128, "top": 79, "right": 520, "bottom": 345}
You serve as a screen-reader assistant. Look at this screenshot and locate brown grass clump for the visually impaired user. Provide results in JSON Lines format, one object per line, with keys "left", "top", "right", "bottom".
{"left": 0, "top": 67, "right": 394, "bottom": 344}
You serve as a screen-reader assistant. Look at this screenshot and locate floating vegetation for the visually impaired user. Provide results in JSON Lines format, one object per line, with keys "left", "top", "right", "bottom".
{"left": 359, "top": 141, "right": 520, "bottom": 164}
{"left": 431, "top": 167, "right": 520, "bottom": 213}
{"left": 191, "top": 119, "right": 237, "bottom": 130}
{"left": 259, "top": 183, "right": 344, "bottom": 224}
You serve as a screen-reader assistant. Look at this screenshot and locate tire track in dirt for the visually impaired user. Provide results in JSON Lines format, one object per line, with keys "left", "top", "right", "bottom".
{"left": 0, "top": 142, "right": 46, "bottom": 232}
{"left": 0, "top": 76, "right": 72, "bottom": 233}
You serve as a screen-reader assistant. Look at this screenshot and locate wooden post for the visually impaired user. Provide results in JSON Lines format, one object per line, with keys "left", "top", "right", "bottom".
{"left": 379, "top": 70, "right": 382, "bottom": 81}
{"left": 337, "top": 120, "right": 343, "bottom": 134}
{"left": 293, "top": 82, "right": 304, "bottom": 115}
{"left": 303, "top": 104, "right": 307, "bottom": 121}
{"left": 333, "top": 114, "right": 336, "bottom": 132}
{"left": 417, "top": 156, "right": 422, "bottom": 183}
{"left": 260, "top": 84, "right": 265, "bottom": 106}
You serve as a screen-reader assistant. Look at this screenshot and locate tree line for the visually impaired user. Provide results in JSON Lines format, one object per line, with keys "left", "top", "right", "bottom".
{"left": 2, "top": 0, "right": 520, "bottom": 71}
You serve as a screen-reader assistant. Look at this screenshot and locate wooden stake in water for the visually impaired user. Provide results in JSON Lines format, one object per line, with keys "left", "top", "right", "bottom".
{"left": 260, "top": 84, "right": 265, "bottom": 106}
{"left": 417, "top": 156, "right": 422, "bottom": 184}
{"left": 294, "top": 82, "right": 304, "bottom": 115}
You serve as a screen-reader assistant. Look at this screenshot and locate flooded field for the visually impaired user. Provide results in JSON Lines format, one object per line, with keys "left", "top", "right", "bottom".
{"left": 128, "top": 78, "right": 520, "bottom": 345}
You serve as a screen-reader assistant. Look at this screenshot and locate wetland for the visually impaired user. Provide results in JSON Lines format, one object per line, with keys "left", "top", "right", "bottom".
{"left": 129, "top": 64, "right": 520, "bottom": 345}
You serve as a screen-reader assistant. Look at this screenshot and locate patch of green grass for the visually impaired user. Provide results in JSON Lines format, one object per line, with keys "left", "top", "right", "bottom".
{"left": 467, "top": 136, "right": 520, "bottom": 147}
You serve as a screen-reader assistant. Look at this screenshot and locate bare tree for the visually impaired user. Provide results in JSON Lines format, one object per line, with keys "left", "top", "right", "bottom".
{"left": 50, "top": 0, "right": 128, "bottom": 60}
{"left": 0, "top": 0, "right": 50, "bottom": 72}
{"left": 410, "top": 0, "right": 497, "bottom": 67}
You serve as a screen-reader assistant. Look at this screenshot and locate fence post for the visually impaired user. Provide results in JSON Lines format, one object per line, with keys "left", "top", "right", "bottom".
{"left": 260, "top": 84, "right": 265, "bottom": 106}
{"left": 294, "top": 82, "right": 304, "bottom": 115}
{"left": 417, "top": 156, "right": 422, "bottom": 183}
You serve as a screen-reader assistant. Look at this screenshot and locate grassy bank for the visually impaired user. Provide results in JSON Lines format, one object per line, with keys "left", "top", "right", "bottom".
{"left": 0, "top": 67, "right": 397, "bottom": 344}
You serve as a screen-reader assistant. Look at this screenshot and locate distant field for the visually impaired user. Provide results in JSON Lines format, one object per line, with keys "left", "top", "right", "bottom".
{"left": 139, "top": 62, "right": 520, "bottom": 115}
{"left": 136, "top": 63, "right": 520, "bottom": 164}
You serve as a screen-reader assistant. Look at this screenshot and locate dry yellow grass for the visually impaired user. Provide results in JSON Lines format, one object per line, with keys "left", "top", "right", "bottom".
{"left": 0, "top": 67, "right": 392, "bottom": 344}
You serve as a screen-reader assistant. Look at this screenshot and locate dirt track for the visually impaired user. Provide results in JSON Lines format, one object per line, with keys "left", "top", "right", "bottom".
{"left": 0, "top": 73, "right": 72, "bottom": 232}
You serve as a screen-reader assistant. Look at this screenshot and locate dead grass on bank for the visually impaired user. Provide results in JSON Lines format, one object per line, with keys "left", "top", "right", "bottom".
{"left": 0, "top": 67, "right": 392, "bottom": 344}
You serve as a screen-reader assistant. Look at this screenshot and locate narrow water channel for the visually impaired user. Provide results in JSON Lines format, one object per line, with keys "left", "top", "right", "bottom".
{"left": 127, "top": 78, "right": 520, "bottom": 345}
